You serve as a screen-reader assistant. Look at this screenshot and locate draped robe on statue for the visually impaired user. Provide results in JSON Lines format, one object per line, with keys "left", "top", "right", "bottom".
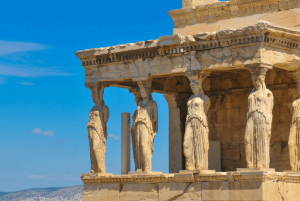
{"left": 289, "top": 98, "right": 300, "bottom": 170}
{"left": 87, "top": 103, "right": 109, "bottom": 173}
{"left": 131, "top": 100, "right": 158, "bottom": 171}
{"left": 184, "top": 94, "right": 210, "bottom": 170}
{"left": 245, "top": 88, "right": 273, "bottom": 168}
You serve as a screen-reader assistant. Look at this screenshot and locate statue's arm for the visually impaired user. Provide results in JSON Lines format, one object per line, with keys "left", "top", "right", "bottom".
{"left": 153, "top": 101, "right": 159, "bottom": 133}
{"left": 204, "top": 95, "right": 210, "bottom": 114}
{"left": 103, "top": 105, "right": 110, "bottom": 123}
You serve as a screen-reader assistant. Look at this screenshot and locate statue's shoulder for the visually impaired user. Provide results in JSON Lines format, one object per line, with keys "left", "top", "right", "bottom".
{"left": 151, "top": 100, "right": 158, "bottom": 108}
{"left": 294, "top": 97, "right": 300, "bottom": 103}
{"left": 266, "top": 89, "right": 273, "bottom": 98}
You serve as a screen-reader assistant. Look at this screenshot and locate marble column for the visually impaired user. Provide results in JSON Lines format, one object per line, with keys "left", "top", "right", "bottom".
{"left": 121, "top": 112, "right": 131, "bottom": 174}
{"left": 244, "top": 66, "right": 274, "bottom": 169}
{"left": 164, "top": 93, "right": 191, "bottom": 173}
{"left": 131, "top": 78, "right": 158, "bottom": 172}
{"left": 289, "top": 71, "right": 300, "bottom": 171}
{"left": 87, "top": 84, "right": 110, "bottom": 173}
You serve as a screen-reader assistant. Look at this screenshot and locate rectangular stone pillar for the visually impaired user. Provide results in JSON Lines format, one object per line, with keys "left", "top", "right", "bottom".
{"left": 121, "top": 112, "right": 131, "bottom": 174}
{"left": 164, "top": 93, "right": 190, "bottom": 173}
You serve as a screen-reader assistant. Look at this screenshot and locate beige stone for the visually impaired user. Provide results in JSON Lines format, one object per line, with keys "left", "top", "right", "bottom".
{"left": 84, "top": 184, "right": 120, "bottom": 201}
{"left": 202, "top": 181, "right": 263, "bottom": 200}
{"left": 184, "top": 71, "right": 210, "bottom": 171}
{"left": 121, "top": 112, "right": 131, "bottom": 174}
{"left": 158, "top": 183, "right": 188, "bottom": 201}
{"left": 172, "top": 182, "right": 202, "bottom": 201}
{"left": 120, "top": 183, "right": 158, "bottom": 201}
{"left": 245, "top": 67, "right": 274, "bottom": 169}
{"left": 170, "top": 0, "right": 300, "bottom": 35}
{"left": 87, "top": 85, "right": 109, "bottom": 173}
{"left": 131, "top": 79, "right": 158, "bottom": 172}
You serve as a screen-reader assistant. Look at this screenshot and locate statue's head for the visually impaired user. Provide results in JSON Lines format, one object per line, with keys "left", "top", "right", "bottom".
{"left": 90, "top": 85, "right": 104, "bottom": 105}
{"left": 190, "top": 80, "right": 201, "bottom": 95}
{"left": 137, "top": 80, "right": 152, "bottom": 101}
{"left": 250, "top": 67, "right": 267, "bottom": 89}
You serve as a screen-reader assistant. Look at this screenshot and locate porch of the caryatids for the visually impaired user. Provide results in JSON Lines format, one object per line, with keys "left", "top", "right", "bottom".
{"left": 183, "top": 70, "right": 211, "bottom": 171}
{"left": 131, "top": 78, "right": 158, "bottom": 172}
{"left": 87, "top": 84, "right": 110, "bottom": 173}
{"left": 244, "top": 65, "right": 274, "bottom": 169}
{"left": 289, "top": 71, "right": 300, "bottom": 171}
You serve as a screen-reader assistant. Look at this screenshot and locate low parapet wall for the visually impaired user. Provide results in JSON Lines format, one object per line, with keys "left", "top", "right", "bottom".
{"left": 82, "top": 171, "right": 300, "bottom": 201}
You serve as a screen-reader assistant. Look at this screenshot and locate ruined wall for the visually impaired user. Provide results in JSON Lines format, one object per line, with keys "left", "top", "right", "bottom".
{"left": 204, "top": 69, "right": 297, "bottom": 171}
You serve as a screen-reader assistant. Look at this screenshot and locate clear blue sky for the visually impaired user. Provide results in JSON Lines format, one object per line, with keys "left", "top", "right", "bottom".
{"left": 0, "top": 0, "right": 188, "bottom": 192}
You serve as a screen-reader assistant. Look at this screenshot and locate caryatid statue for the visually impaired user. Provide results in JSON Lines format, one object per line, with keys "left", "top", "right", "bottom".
{"left": 289, "top": 72, "right": 300, "bottom": 171}
{"left": 184, "top": 71, "right": 210, "bottom": 170}
{"left": 131, "top": 79, "right": 158, "bottom": 172}
{"left": 87, "top": 85, "right": 110, "bottom": 173}
{"left": 245, "top": 67, "right": 273, "bottom": 169}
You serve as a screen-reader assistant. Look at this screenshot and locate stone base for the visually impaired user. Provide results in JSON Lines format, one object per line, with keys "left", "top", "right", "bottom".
{"left": 179, "top": 170, "right": 216, "bottom": 174}
{"left": 129, "top": 171, "right": 163, "bottom": 175}
{"left": 236, "top": 168, "right": 275, "bottom": 173}
{"left": 81, "top": 172, "right": 300, "bottom": 201}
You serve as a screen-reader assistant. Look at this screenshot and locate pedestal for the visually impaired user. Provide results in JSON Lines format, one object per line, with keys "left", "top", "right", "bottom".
{"left": 81, "top": 172, "right": 299, "bottom": 201}
{"left": 236, "top": 168, "right": 275, "bottom": 173}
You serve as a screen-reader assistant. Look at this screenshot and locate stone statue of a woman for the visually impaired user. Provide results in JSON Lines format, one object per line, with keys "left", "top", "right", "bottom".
{"left": 131, "top": 80, "right": 158, "bottom": 172}
{"left": 87, "top": 85, "right": 109, "bottom": 173}
{"left": 245, "top": 68, "right": 273, "bottom": 169}
{"left": 184, "top": 71, "right": 210, "bottom": 170}
{"left": 289, "top": 79, "right": 300, "bottom": 171}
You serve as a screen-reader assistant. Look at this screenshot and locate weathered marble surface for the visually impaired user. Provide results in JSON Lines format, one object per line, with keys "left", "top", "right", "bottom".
{"left": 87, "top": 85, "right": 109, "bottom": 173}
{"left": 184, "top": 71, "right": 210, "bottom": 170}
{"left": 170, "top": 0, "right": 300, "bottom": 35}
{"left": 131, "top": 79, "right": 158, "bottom": 171}
{"left": 245, "top": 67, "right": 274, "bottom": 168}
{"left": 81, "top": 172, "right": 300, "bottom": 201}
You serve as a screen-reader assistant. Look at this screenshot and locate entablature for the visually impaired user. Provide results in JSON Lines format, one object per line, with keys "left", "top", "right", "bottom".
{"left": 76, "top": 21, "right": 300, "bottom": 88}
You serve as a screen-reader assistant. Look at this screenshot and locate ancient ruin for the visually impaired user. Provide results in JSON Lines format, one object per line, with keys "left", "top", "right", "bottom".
{"left": 77, "top": 0, "right": 300, "bottom": 200}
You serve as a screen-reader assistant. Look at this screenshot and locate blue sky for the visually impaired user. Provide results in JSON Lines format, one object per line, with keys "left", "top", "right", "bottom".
{"left": 0, "top": 0, "right": 187, "bottom": 192}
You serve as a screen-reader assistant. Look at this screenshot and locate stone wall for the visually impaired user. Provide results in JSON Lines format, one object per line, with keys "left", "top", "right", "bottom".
{"left": 82, "top": 172, "right": 299, "bottom": 201}
{"left": 170, "top": 0, "right": 300, "bottom": 35}
{"left": 204, "top": 69, "right": 296, "bottom": 171}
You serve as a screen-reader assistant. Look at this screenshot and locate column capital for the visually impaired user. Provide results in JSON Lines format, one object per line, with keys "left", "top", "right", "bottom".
{"left": 164, "top": 93, "right": 191, "bottom": 109}
{"left": 244, "top": 63, "right": 273, "bottom": 70}
{"left": 184, "top": 70, "right": 210, "bottom": 82}
{"left": 290, "top": 71, "right": 300, "bottom": 83}
{"left": 129, "top": 87, "right": 142, "bottom": 106}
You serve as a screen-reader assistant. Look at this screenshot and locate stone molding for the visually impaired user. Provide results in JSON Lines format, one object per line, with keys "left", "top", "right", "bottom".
{"left": 168, "top": 0, "right": 299, "bottom": 28}
{"left": 76, "top": 21, "right": 300, "bottom": 87}
{"left": 81, "top": 172, "right": 300, "bottom": 184}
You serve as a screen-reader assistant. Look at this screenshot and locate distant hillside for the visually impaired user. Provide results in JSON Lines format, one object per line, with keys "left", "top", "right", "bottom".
{"left": 0, "top": 186, "right": 83, "bottom": 201}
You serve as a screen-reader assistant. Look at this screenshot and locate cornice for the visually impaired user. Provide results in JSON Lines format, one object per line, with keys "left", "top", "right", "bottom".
{"left": 81, "top": 172, "right": 300, "bottom": 184}
{"left": 76, "top": 21, "right": 300, "bottom": 68}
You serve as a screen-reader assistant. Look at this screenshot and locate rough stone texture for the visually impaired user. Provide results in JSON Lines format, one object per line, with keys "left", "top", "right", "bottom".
{"left": 81, "top": 172, "right": 300, "bottom": 200}
{"left": 120, "top": 184, "right": 158, "bottom": 201}
{"left": 170, "top": 0, "right": 300, "bottom": 35}
{"left": 184, "top": 71, "right": 210, "bottom": 171}
{"left": 84, "top": 184, "right": 119, "bottom": 201}
{"left": 158, "top": 183, "right": 188, "bottom": 201}
{"left": 131, "top": 79, "right": 158, "bottom": 172}
{"left": 182, "top": 0, "right": 218, "bottom": 8}
{"left": 245, "top": 67, "right": 274, "bottom": 169}
{"left": 172, "top": 182, "right": 202, "bottom": 200}
{"left": 202, "top": 181, "right": 263, "bottom": 200}
{"left": 87, "top": 85, "right": 109, "bottom": 173}
{"left": 284, "top": 182, "right": 300, "bottom": 201}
